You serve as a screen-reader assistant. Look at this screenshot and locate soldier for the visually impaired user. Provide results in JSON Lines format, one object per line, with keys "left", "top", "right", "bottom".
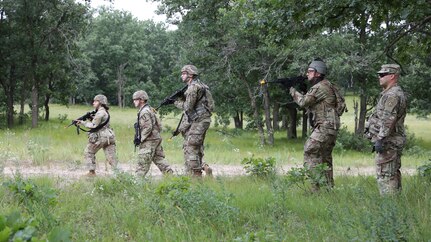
{"left": 76, "top": 94, "right": 118, "bottom": 176}
{"left": 289, "top": 59, "right": 342, "bottom": 191}
{"left": 365, "top": 64, "right": 407, "bottom": 195}
{"left": 173, "top": 65, "right": 214, "bottom": 177}
{"left": 132, "top": 90, "right": 173, "bottom": 176}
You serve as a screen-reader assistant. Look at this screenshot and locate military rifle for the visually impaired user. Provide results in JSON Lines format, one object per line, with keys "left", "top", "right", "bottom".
{"left": 261, "top": 76, "right": 308, "bottom": 93}
{"left": 156, "top": 85, "right": 188, "bottom": 110}
{"left": 66, "top": 110, "right": 96, "bottom": 135}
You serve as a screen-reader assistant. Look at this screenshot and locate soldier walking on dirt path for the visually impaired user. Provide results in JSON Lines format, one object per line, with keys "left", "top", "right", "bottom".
{"left": 132, "top": 90, "right": 173, "bottom": 177}
{"left": 290, "top": 59, "right": 344, "bottom": 192}
{"left": 365, "top": 64, "right": 407, "bottom": 195}
{"left": 170, "top": 65, "right": 214, "bottom": 177}
{"left": 75, "top": 94, "right": 118, "bottom": 176}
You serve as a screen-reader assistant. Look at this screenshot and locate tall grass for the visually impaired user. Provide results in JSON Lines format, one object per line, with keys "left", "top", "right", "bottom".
{"left": 0, "top": 103, "right": 430, "bottom": 168}
{"left": 1, "top": 174, "right": 430, "bottom": 241}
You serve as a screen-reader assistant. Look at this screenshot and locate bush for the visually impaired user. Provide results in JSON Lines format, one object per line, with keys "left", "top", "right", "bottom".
{"left": 241, "top": 155, "right": 276, "bottom": 177}
{"left": 3, "top": 175, "right": 58, "bottom": 230}
{"left": 0, "top": 211, "right": 71, "bottom": 242}
{"left": 154, "top": 176, "right": 239, "bottom": 228}
{"left": 335, "top": 126, "right": 369, "bottom": 152}
{"left": 417, "top": 159, "right": 431, "bottom": 182}
{"left": 285, "top": 164, "right": 331, "bottom": 192}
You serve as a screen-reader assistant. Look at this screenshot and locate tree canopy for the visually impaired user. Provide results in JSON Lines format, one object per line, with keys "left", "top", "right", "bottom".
{"left": 0, "top": 0, "right": 430, "bottom": 136}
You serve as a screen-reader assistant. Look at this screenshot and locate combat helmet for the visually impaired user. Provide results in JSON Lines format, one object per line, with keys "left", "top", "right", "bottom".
{"left": 181, "top": 65, "right": 199, "bottom": 75}
{"left": 133, "top": 90, "right": 149, "bottom": 100}
{"left": 308, "top": 58, "right": 327, "bottom": 75}
{"left": 94, "top": 94, "right": 108, "bottom": 105}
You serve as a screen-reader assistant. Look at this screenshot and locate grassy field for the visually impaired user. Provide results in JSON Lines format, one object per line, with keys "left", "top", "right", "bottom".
{"left": 1, "top": 101, "right": 431, "bottom": 241}
{"left": 0, "top": 99, "right": 430, "bottom": 170}
{"left": 0, "top": 174, "right": 430, "bottom": 241}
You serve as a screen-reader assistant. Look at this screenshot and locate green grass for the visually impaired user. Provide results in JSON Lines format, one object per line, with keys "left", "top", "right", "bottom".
{"left": 1, "top": 174, "right": 430, "bottom": 241}
{"left": 0, "top": 103, "right": 430, "bottom": 168}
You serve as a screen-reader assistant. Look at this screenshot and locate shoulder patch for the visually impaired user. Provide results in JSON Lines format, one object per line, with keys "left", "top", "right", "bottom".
{"left": 384, "top": 95, "right": 398, "bottom": 112}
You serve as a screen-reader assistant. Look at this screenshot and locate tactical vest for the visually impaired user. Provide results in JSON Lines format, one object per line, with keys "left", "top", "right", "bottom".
{"left": 136, "top": 104, "right": 162, "bottom": 142}
{"left": 365, "top": 85, "right": 407, "bottom": 142}
{"left": 187, "top": 79, "right": 213, "bottom": 122}
{"left": 308, "top": 80, "right": 340, "bottom": 131}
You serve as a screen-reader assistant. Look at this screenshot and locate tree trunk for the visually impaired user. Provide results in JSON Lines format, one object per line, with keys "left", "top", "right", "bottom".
{"left": 31, "top": 84, "right": 38, "bottom": 128}
{"left": 356, "top": 92, "right": 367, "bottom": 135}
{"left": 0, "top": 64, "right": 17, "bottom": 128}
{"left": 273, "top": 102, "right": 280, "bottom": 131}
{"left": 241, "top": 74, "right": 265, "bottom": 145}
{"left": 44, "top": 93, "right": 50, "bottom": 121}
{"left": 261, "top": 84, "right": 274, "bottom": 145}
{"left": 233, "top": 111, "right": 243, "bottom": 129}
{"left": 116, "top": 62, "right": 128, "bottom": 108}
{"left": 281, "top": 114, "right": 287, "bottom": 129}
{"left": 287, "top": 107, "right": 297, "bottom": 139}
{"left": 302, "top": 110, "right": 308, "bottom": 139}
{"left": 44, "top": 79, "right": 53, "bottom": 121}
{"left": 355, "top": 12, "right": 369, "bottom": 135}
{"left": 19, "top": 90, "right": 25, "bottom": 125}
{"left": 353, "top": 99, "right": 358, "bottom": 133}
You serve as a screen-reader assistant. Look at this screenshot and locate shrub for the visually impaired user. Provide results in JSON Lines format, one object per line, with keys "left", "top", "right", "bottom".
{"left": 285, "top": 164, "right": 331, "bottom": 192}
{"left": 417, "top": 159, "right": 431, "bottom": 182}
{"left": 241, "top": 155, "right": 276, "bottom": 177}
{"left": 154, "top": 176, "right": 239, "bottom": 228}
{"left": 0, "top": 211, "right": 71, "bottom": 242}
{"left": 3, "top": 175, "right": 58, "bottom": 230}
{"left": 335, "top": 126, "right": 369, "bottom": 152}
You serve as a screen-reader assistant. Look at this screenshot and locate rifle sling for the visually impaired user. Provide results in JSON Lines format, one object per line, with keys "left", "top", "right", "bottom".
{"left": 76, "top": 112, "right": 111, "bottom": 134}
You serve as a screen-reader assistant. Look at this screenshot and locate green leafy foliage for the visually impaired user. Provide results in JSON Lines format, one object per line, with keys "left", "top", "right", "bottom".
{"left": 335, "top": 126, "right": 370, "bottom": 152}
{"left": 3, "top": 175, "right": 58, "bottom": 231}
{"left": 417, "top": 159, "right": 431, "bottom": 182}
{"left": 241, "top": 155, "right": 276, "bottom": 177}
{"left": 285, "top": 164, "right": 331, "bottom": 192}
{"left": 0, "top": 211, "right": 71, "bottom": 242}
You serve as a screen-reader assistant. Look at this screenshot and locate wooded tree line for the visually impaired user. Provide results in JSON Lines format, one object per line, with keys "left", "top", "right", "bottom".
{"left": 1, "top": 0, "right": 430, "bottom": 144}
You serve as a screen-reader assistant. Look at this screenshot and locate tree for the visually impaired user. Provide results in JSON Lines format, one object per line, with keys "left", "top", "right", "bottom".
{"left": 0, "top": 0, "right": 88, "bottom": 127}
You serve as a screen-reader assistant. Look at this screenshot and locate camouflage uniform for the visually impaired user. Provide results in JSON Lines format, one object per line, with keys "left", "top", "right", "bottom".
{"left": 175, "top": 78, "right": 212, "bottom": 175}
{"left": 82, "top": 106, "right": 118, "bottom": 172}
{"left": 365, "top": 64, "right": 407, "bottom": 195}
{"left": 291, "top": 79, "right": 340, "bottom": 190}
{"left": 136, "top": 104, "right": 172, "bottom": 176}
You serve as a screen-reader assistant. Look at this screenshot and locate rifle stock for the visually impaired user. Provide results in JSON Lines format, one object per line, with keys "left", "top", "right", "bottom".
{"left": 156, "top": 85, "right": 188, "bottom": 110}
{"left": 65, "top": 110, "right": 96, "bottom": 135}
{"left": 264, "top": 76, "right": 307, "bottom": 93}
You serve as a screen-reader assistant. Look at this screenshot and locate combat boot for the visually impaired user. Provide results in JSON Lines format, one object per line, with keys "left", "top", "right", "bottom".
{"left": 203, "top": 164, "right": 213, "bottom": 177}
{"left": 192, "top": 170, "right": 202, "bottom": 177}
{"left": 86, "top": 170, "right": 96, "bottom": 177}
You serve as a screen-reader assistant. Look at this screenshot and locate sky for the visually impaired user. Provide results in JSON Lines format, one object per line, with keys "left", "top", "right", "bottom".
{"left": 79, "top": 0, "right": 175, "bottom": 29}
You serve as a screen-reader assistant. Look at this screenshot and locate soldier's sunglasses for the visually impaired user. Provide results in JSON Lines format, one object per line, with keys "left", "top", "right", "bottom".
{"left": 378, "top": 73, "right": 391, "bottom": 78}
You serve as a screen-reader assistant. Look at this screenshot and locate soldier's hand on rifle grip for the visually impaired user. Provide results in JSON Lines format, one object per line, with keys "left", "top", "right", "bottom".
{"left": 289, "top": 87, "right": 296, "bottom": 97}
{"left": 75, "top": 120, "right": 82, "bottom": 125}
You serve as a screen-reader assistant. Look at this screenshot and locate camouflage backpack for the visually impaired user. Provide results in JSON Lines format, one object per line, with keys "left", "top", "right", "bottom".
{"left": 204, "top": 87, "right": 215, "bottom": 112}
{"left": 330, "top": 83, "right": 347, "bottom": 116}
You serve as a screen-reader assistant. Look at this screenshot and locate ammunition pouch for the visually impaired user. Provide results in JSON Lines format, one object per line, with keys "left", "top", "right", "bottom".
{"left": 364, "top": 113, "right": 380, "bottom": 140}
{"left": 187, "top": 105, "right": 210, "bottom": 122}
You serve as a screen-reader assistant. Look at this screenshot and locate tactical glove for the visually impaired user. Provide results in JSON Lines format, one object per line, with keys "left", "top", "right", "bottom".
{"left": 289, "top": 87, "right": 296, "bottom": 97}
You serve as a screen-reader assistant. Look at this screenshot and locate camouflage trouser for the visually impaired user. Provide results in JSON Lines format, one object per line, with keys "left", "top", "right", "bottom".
{"left": 376, "top": 149, "right": 402, "bottom": 195}
{"left": 304, "top": 127, "right": 337, "bottom": 191}
{"left": 137, "top": 139, "right": 172, "bottom": 177}
{"left": 182, "top": 118, "right": 211, "bottom": 175}
{"left": 84, "top": 130, "right": 118, "bottom": 171}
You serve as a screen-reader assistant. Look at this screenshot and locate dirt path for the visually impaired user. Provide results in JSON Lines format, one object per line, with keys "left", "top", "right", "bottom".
{"left": 1, "top": 162, "right": 417, "bottom": 180}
